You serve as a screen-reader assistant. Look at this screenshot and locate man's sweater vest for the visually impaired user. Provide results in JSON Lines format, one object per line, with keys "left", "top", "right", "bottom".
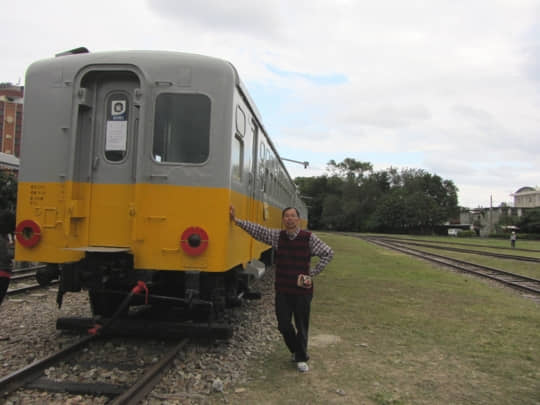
{"left": 274, "top": 230, "right": 312, "bottom": 295}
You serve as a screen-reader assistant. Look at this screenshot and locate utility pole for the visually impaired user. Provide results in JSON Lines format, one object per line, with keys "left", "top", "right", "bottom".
{"left": 489, "top": 195, "right": 493, "bottom": 234}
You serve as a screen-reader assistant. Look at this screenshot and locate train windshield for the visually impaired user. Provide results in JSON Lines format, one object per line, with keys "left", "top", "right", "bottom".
{"left": 153, "top": 93, "right": 210, "bottom": 163}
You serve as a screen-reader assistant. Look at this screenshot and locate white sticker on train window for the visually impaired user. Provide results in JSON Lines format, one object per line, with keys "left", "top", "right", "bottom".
{"left": 106, "top": 120, "right": 127, "bottom": 151}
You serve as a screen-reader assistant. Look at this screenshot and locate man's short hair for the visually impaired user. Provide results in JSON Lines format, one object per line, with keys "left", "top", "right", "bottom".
{"left": 282, "top": 207, "right": 300, "bottom": 218}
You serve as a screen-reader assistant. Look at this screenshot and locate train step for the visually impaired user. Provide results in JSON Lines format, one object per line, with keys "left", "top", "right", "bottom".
{"left": 245, "top": 260, "right": 266, "bottom": 279}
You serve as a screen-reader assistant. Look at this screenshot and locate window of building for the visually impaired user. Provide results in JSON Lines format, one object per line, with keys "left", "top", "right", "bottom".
{"left": 153, "top": 93, "right": 211, "bottom": 163}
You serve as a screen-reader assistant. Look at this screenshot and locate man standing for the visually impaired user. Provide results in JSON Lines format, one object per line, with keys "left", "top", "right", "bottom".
{"left": 230, "top": 206, "right": 334, "bottom": 372}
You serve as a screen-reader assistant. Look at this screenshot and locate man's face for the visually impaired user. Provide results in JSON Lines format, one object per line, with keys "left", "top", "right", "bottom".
{"left": 282, "top": 209, "right": 300, "bottom": 231}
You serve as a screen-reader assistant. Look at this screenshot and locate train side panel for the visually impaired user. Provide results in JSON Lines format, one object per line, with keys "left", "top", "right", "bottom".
{"left": 15, "top": 50, "right": 308, "bottom": 321}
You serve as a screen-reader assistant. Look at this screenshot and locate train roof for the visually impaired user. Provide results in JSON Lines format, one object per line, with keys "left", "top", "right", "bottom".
{"left": 28, "top": 49, "right": 263, "bottom": 123}
{"left": 26, "top": 48, "right": 299, "bottom": 192}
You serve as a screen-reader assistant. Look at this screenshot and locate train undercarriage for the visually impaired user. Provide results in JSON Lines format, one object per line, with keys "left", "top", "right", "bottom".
{"left": 45, "top": 251, "right": 268, "bottom": 338}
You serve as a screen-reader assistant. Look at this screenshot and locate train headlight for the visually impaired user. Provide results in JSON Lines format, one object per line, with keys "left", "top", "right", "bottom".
{"left": 180, "top": 227, "right": 209, "bottom": 256}
{"left": 15, "top": 219, "right": 42, "bottom": 248}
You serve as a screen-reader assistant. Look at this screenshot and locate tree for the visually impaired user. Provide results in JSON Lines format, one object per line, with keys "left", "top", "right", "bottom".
{"left": 369, "top": 190, "right": 407, "bottom": 232}
{"left": 327, "top": 158, "right": 372, "bottom": 183}
{"left": 320, "top": 194, "right": 347, "bottom": 230}
{"left": 399, "top": 169, "right": 459, "bottom": 224}
{"left": 518, "top": 209, "right": 540, "bottom": 233}
{"left": 0, "top": 172, "right": 17, "bottom": 233}
{"left": 295, "top": 176, "right": 331, "bottom": 229}
{"left": 0, "top": 172, "right": 17, "bottom": 212}
{"left": 295, "top": 158, "right": 459, "bottom": 233}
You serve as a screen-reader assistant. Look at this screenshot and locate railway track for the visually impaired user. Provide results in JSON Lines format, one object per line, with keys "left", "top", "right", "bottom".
{"left": 375, "top": 235, "right": 540, "bottom": 253}
{"left": 373, "top": 236, "right": 540, "bottom": 263}
{"left": 362, "top": 236, "right": 540, "bottom": 298}
{"left": 0, "top": 334, "right": 188, "bottom": 403}
{"left": 6, "top": 281, "right": 59, "bottom": 296}
{"left": 6, "top": 264, "right": 58, "bottom": 296}
{"left": 11, "top": 272, "right": 38, "bottom": 282}
{"left": 11, "top": 264, "right": 46, "bottom": 277}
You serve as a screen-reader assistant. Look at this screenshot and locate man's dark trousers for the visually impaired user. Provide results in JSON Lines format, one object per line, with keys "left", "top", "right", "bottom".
{"left": 275, "top": 293, "right": 312, "bottom": 362}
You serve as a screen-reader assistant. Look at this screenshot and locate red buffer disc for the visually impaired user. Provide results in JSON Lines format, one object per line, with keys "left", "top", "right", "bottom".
{"left": 15, "top": 219, "right": 42, "bottom": 247}
{"left": 180, "top": 227, "right": 209, "bottom": 256}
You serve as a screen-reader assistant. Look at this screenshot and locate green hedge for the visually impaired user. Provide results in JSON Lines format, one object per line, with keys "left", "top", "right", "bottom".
{"left": 457, "top": 230, "right": 476, "bottom": 238}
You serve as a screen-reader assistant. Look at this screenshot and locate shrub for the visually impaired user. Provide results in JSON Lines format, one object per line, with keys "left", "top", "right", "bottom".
{"left": 457, "top": 230, "right": 476, "bottom": 238}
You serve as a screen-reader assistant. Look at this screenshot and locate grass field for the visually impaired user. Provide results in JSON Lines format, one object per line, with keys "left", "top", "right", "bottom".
{"left": 211, "top": 233, "right": 540, "bottom": 405}
{"left": 366, "top": 234, "right": 540, "bottom": 280}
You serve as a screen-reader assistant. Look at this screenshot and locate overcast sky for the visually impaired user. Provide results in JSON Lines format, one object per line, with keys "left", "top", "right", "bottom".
{"left": 2, "top": 0, "right": 539, "bottom": 208}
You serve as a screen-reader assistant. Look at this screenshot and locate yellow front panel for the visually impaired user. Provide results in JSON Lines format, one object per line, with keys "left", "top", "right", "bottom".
{"left": 15, "top": 182, "right": 84, "bottom": 263}
{"left": 16, "top": 181, "right": 290, "bottom": 273}
{"left": 89, "top": 184, "right": 133, "bottom": 246}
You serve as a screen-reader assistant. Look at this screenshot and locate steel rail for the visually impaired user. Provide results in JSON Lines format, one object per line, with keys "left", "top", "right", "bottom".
{"left": 376, "top": 237, "right": 540, "bottom": 263}
{"left": 12, "top": 265, "right": 46, "bottom": 273}
{"left": 0, "top": 335, "right": 189, "bottom": 403}
{"left": 364, "top": 237, "right": 540, "bottom": 296}
{"left": 372, "top": 235, "right": 540, "bottom": 253}
{"left": 6, "top": 280, "right": 59, "bottom": 296}
{"left": 110, "top": 338, "right": 189, "bottom": 405}
{"left": 10, "top": 272, "right": 36, "bottom": 282}
{"left": 0, "top": 334, "right": 97, "bottom": 397}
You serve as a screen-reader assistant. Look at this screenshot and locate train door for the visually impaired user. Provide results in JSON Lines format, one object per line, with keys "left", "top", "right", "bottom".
{"left": 80, "top": 71, "right": 140, "bottom": 247}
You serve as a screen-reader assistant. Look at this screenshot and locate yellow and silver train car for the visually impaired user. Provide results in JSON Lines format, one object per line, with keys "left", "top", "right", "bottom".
{"left": 15, "top": 48, "right": 307, "bottom": 322}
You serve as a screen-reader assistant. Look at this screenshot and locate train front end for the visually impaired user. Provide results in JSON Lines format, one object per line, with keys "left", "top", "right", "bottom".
{"left": 15, "top": 50, "right": 251, "bottom": 329}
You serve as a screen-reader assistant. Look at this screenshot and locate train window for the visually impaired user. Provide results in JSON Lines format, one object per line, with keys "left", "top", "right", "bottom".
{"left": 105, "top": 94, "right": 129, "bottom": 162}
{"left": 269, "top": 173, "right": 275, "bottom": 196}
{"left": 236, "top": 106, "right": 246, "bottom": 136}
{"left": 153, "top": 93, "right": 210, "bottom": 163}
{"left": 264, "top": 168, "right": 269, "bottom": 192}
{"left": 258, "top": 143, "right": 266, "bottom": 191}
{"left": 232, "top": 134, "right": 243, "bottom": 181}
{"left": 259, "top": 143, "right": 265, "bottom": 164}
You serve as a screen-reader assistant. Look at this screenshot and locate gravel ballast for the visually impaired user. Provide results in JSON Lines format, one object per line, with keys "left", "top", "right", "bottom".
{"left": 0, "top": 270, "right": 279, "bottom": 404}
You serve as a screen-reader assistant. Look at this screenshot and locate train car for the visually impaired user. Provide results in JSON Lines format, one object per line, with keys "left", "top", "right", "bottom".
{"left": 15, "top": 48, "right": 307, "bottom": 326}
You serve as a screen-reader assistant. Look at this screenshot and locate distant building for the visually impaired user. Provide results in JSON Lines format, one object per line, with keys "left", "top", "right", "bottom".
{"left": 459, "top": 206, "right": 523, "bottom": 237}
{"left": 452, "top": 186, "right": 539, "bottom": 236}
{"left": 512, "top": 186, "right": 540, "bottom": 208}
{"left": 0, "top": 84, "right": 24, "bottom": 157}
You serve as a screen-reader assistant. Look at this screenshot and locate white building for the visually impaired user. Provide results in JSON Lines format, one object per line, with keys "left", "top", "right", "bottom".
{"left": 512, "top": 186, "right": 540, "bottom": 208}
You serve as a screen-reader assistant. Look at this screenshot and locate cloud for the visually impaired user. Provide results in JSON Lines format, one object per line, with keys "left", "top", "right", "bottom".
{"left": 147, "top": 0, "right": 285, "bottom": 40}
{"left": 2, "top": 0, "right": 539, "bottom": 209}
{"left": 265, "top": 64, "right": 348, "bottom": 86}
{"left": 146, "top": 0, "right": 539, "bottom": 209}
{"left": 339, "top": 104, "right": 432, "bottom": 129}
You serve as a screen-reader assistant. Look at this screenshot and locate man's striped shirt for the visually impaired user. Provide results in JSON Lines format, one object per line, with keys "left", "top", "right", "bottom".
{"left": 234, "top": 219, "right": 334, "bottom": 276}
